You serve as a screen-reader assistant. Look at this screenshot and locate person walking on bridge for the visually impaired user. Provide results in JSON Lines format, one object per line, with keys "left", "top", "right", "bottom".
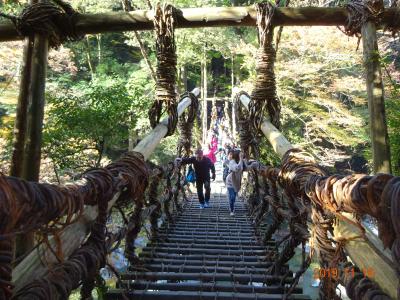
{"left": 225, "top": 150, "right": 260, "bottom": 216}
{"left": 225, "top": 150, "right": 244, "bottom": 216}
{"left": 175, "top": 149, "right": 216, "bottom": 209}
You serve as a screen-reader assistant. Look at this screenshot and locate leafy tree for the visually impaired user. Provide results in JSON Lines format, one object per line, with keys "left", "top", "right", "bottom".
{"left": 43, "top": 78, "right": 133, "bottom": 175}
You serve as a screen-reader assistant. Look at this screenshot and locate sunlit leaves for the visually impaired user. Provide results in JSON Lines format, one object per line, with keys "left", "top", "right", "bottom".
{"left": 43, "top": 79, "right": 133, "bottom": 171}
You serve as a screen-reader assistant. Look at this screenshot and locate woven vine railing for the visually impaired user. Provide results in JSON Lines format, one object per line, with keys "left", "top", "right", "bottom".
{"left": 238, "top": 148, "right": 398, "bottom": 299}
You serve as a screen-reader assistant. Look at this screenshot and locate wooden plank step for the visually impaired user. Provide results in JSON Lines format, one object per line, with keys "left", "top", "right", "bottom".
{"left": 140, "top": 246, "right": 270, "bottom": 256}
{"left": 128, "top": 263, "right": 288, "bottom": 275}
{"left": 120, "top": 272, "right": 294, "bottom": 284}
{"left": 155, "top": 233, "right": 266, "bottom": 241}
{"left": 146, "top": 242, "right": 268, "bottom": 250}
{"left": 153, "top": 237, "right": 274, "bottom": 246}
{"left": 157, "top": 228, "right": 258, "bottom": 235}
{"left": 105, "top": 290, "right": 311, "bottom": 300}
{"left": 139, "top": 258, "right": 278, "bottom": 268}
{"left": 138, "top": 252, "right": 270, "bottom": 262}
{"left": 174, "top": 218, "right": 251, "bottom": 223}
{"left": 110, "top": 281, "right": 302, "bottom": 294}
{"left": 166, "top": 223, "right": 256, "bottom": 229}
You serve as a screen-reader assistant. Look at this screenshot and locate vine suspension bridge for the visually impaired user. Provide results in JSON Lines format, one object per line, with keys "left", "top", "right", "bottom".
{"left": 0, "top": 1, "right": 400, "bottom": 300}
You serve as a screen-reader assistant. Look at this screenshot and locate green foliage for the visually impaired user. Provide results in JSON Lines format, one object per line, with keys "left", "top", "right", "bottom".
{"left": 126, "top": 68, "right": 154, "bottom": 134}
{"left": 43, "top": 78, "right": 132, "bottom": 172}
{"left": 379, "top": 53, "right": 400, "bottom": 175}
{"left": 149, "top": 135, "right": 180, "bottom": 165}
{"left": 259, "top": 139, "right": 281, "bottom": 166}
{"left": 385, "top": 85, "right": 400, "bottom": 176}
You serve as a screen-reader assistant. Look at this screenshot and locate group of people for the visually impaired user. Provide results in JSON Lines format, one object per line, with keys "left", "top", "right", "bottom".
{"left": 175, "top": 127, "right": 258, "bottom": 216}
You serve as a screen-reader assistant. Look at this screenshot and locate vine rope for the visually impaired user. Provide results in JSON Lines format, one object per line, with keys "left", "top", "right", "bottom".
{"left": 149, "top": 3, "right": 178, "bottom": 136}
{"left": 0, "top": 0, "right": 82, "bottom": 48}
{"left": 342, "top": 0, "right": 384, "bottom": 38}
{"left": 234, "top": 91, "right": 260, "bottom": 159}
{"left": 249, "top": 1, "right": 281, "bottom": 131}
{"left": 177, "top": 92, "right": 199, "bottom": 157}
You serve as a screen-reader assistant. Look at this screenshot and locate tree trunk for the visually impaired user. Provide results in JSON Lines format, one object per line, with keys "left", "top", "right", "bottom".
{"left": 96, "top": 34, "right": 102, "bottom": 63}
{"left": 145, "top": 0, "right": 152, "bottom": 9}
{"left": 201, "top": 48, "right": 208, "bottom": 145}
{"left": 84, "top": 35, "right": 95, "bottom": 79}
{"left": 182, "top": 65, "right": 188, "bottom": 91}
{"left": 128, "top": 114, "right": 136, "bottom": 151}
{"left": 121, "top": 0, "right": 156, "bottom": 82}
{"left": 95, "top": 140, "right": 105, "bottom": 167}
{"left": 128, "top": 129, "right": 135, "bottom": 151}
{"left": 133, "top": 31, "right": 156, "bottom": 82}
{"left": 177, "top": 66, "right": 182, "bottom": 94}
{"left": 231, "top": 54, "right": 236, "bottom": 136}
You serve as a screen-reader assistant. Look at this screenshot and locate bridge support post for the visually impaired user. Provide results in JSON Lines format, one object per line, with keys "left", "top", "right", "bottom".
{"left": 14, "top": 0, "right": 49, "bottom": 258}
{"left": 361, "top": 21, "right": 391, "bottom": 174}
{"left": 10, "top": 36, "right": 33, "bottom": 178}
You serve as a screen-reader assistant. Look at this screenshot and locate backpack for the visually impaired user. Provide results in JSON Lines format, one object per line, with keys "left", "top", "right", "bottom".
{"left": 186, "top": 165, "right": 196, "bottom": 183}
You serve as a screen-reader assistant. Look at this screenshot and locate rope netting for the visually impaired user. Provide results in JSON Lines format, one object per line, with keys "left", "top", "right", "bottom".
{"left": 146, "top": 166, "right": 164, "bottom": 238}
{"left": 148, "top": 3, "right": 178, "bottom": 136}
{"left": 169, "top": 92, "right": 199, "bottom": 218}
{"left": 0, "top": 0, "right": 82, "bottom": 48}
{"left": 234, "top": 90, "right": 265, "bottom": 231}
{"left": 176, "top": 92, "right": 199, "bottom": 157}
{"left": 234, "top": 91, "right": 260, "bottom": 159}
{"left": 339, "top": 261, "right": 391, "bottom": 299}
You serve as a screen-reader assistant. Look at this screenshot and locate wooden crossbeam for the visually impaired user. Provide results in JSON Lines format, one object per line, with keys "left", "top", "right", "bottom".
{"left": 0, "top": 7, "right": 399, "bottom": 42}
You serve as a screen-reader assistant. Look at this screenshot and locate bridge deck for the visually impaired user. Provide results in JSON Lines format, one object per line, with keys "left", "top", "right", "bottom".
{"left": 106, "top": 178, "right": 311, "bottom": 300}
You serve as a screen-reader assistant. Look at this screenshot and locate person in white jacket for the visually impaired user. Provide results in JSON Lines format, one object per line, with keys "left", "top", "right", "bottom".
{"left": 225, "top": 150, "right": 244, "bottom": 216}
{"left": 225, "top": 150, "right": 262, "bottom": 216}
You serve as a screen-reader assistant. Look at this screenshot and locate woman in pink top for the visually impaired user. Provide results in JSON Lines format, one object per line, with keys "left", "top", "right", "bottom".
{"left": 205, "top": 143, "right": 217, "bottom": 164}
{"left": 211, "top": 134, "right": 218, "bottom": 148}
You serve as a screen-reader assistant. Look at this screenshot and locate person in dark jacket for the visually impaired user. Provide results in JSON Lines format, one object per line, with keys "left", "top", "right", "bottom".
{"left": 175, "top": 149, "right": 216, "bottom": 209}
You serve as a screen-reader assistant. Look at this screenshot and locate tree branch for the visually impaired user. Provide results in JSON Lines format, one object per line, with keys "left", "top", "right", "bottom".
{"left": 121, "top": 0, "right": 156, "bottom": 82}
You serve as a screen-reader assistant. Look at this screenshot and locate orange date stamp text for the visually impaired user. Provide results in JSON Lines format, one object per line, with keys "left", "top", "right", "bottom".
{"left": 313, "top": 267, "right": 375, "bottom": 280}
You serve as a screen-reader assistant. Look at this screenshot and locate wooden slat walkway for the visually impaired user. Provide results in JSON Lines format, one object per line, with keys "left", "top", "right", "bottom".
{"left": 106, "top": 179, "right": 311, "bottom": 300}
